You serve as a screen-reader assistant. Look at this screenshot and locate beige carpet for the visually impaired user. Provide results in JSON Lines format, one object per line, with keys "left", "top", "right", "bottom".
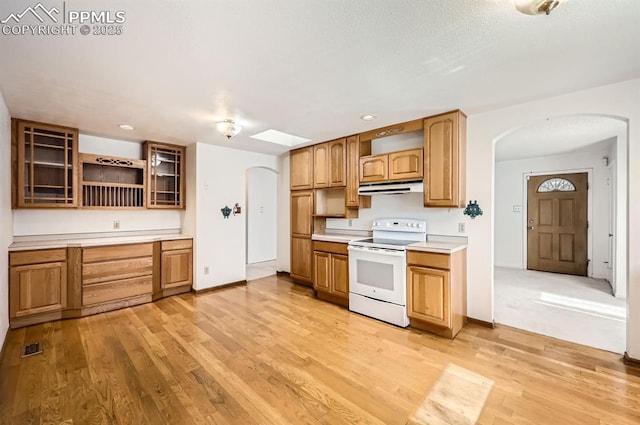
{"left": 407, "top": 364, "right": 494, "bottom": 425}
{"left": 494, "top": 267, "right": 626, "bottom": 353}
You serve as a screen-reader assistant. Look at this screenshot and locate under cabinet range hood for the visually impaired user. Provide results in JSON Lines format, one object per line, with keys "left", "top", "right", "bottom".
{"left": 358, "top": 180, "right": 423, "bottom": 195}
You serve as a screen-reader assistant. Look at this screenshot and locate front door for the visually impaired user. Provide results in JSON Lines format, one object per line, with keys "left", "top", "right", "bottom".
{"left": 527, "top": 173, "right": 588, "bottom": 276}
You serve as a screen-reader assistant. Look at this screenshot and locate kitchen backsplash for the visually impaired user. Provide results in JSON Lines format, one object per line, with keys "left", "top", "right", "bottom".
{"left": 326, "top": 193, "right": 466, "bottom": 236}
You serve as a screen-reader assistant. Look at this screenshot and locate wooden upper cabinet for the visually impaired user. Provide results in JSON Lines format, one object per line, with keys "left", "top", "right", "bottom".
{"left": 328, "top": 138, "right": 346, "bottom": 187}
{"left": 314, "top": 139, "right": 346, "bottom": 188}
{"left": 313, "top": 143, "right": 329, "bottom": 188}
{"left": 144, "top": 141, "right": 185, "bottom": 209}
{"left": 290, "top": 190, "right": 313, "bottom": 237}
{"left": 290, "top": 146, "right": 314, "bottom": 190}
{"left": 345, "top": 136, "right": 360, "bottom": 208}
{"left": 13, "top": 119, "right": 79, "bottom": 208}
{"left": 389, "top": 148, "right": 423, "bottom": 181}
{"left": 424, "top": 110, "right": 467, "bottom": 208}
{"left": 359, "top": 155, "right": 388, "bottom": 183}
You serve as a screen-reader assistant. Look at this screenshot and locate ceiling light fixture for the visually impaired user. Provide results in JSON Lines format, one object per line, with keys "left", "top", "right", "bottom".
{"left": 360, "top": 114, "right": 376, "bottom": 121}
{"left": 119, "top": 124, "right": 134, "bottom": 130}
{"left": 216, "top": 119, "right": 242, "bottom": 139}
{"left": 514, "top": 0, "right": 561, "bottom": 15}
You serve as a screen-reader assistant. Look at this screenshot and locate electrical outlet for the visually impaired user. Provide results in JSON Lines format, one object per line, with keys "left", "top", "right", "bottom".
{"left": 204, "top": 266, "right": 210, "bottom": 275}
{"left": 113, "top": 220, "right": 120, "bottom": 230}
{"left": 458, "top": 222, "right": 465, "bottom": 233}
{"left": 513, "top": 205, "right": 522, "bottom": 212}
{"left": 348, "top": 219, "right": 353, "bottom": 227}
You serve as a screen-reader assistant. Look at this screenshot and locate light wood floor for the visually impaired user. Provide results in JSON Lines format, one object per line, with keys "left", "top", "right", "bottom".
{"left": 1, "top": 275, "right": 639, "bottom": 425}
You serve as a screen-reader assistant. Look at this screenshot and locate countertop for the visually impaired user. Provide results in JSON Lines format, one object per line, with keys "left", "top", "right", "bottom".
{"left": 311, "top": 231, "right": 370, "bottom": 243}
{"left": 407, "top": 241, "right": 467, "bottom": 254}
{"left": 9, "top": 233, "right": 193, "bottom": 252}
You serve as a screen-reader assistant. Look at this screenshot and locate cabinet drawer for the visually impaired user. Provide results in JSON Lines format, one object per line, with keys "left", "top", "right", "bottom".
{"left": 83, "top": 243, "right": 153, "bottom": 263}
{"left": 161, "top": 239, "right": 193, "bottom": 251}
{"left": 10, "top": 248, "right": 66, "bottom": 266}
{"left": 82, "top": 257, "right": 153, "bottom": 285}
{"left": 312, "top": 241, "right": 348, "bottom": 255}
{"left": 407, "top": 251, "right": 450, "bottom": 270}
{"left": 82, "top": 275, "right": 152, "bottom": 306}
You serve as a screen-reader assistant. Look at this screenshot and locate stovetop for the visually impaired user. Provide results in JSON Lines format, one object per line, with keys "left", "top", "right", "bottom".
{"left": 350, "top": 237, "right": 418, "bottom": 247}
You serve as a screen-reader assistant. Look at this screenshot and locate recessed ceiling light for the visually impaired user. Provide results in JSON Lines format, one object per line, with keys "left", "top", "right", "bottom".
{"left": 119, "top": 124, "right": 134, "bottom": 130}
{"left": 360, "top": 115, "right": 376, "bottom": 121}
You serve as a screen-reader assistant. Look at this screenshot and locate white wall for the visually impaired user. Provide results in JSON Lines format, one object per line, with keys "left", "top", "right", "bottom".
{"left": 326, "top": 194, "right": 465, "bottom": 236}
{"left": 276, "top": 154, "right": 290, "bottom": 273}
{"left": 12, "top": 134, "right": 181, "bottom": 237}
{"left": 466, "top": 78, "right": 639, "bottom": 357}
{"left": 0, "top": 91, "right": 12, "bottom": 347}
{"left": 185, "top": 143, "right": 279, "bottom": 290}
{"left": 494, "top": 142, "right": 613, "bottom": 280}
{"left": 246, "top": 167, "right": 278, "bottom": 264}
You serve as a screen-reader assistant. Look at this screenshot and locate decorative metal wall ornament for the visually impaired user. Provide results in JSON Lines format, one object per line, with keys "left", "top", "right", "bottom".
{"left": 221, "top": 206, "right": 232, "bottom": 219}
{"left": 463, "top": 200, "right": 483, "bottom": 219}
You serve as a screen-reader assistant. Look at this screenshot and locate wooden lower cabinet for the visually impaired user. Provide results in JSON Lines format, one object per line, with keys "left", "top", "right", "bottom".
{"left": 312, "top": 241, "right": 349, "bottom": 306}
{"left": 9, "top": 249, "right": 68, "bottom": 327}
{"left": 8, "top": 238, "right": 194, "bottom": 328}
{"left": 290, "top": 236, "right": 313, "bottom": 285}
{"left": 155, "top": 239, "right": 193, "bottom": 299}
{"left": 406, "top": 249, "right": 467, "bottom": 339}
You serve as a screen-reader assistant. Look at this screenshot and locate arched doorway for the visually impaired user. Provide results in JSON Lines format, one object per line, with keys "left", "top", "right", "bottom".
{"left": 246, "top": 167, "right": 278, "bottom": 280}
{"left": 492, "top": 114, "right": 628, "bottom": 353}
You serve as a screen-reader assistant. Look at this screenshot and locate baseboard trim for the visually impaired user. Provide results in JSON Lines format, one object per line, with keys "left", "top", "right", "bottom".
{"left": 466, "top": 317, "right": 496, "bottom": 329}
{"left": 195, "top": 280, "right": 247, "bottom": 294}
{"left": 623, "top": 352, "right": 640, "bottom": 367}
{"left": 0, "top": 327, "right": 9, "bottom": 361}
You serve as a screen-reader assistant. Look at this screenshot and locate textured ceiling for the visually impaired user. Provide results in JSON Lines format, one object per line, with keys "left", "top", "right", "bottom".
{"left": 495, "top": 115, "right": 625, "bottom": 162}
{"left": 0, "top": 0, "right": 638, "bottom": 156}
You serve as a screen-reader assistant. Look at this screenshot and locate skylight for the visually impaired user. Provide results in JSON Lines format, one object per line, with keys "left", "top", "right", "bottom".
{"left": 250, "top": 129, "right": 311, "bottom": 147}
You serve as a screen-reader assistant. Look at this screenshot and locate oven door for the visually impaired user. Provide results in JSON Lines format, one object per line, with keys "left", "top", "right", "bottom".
{"left": 348, "top": 245, "right": 406, "bottom": 306}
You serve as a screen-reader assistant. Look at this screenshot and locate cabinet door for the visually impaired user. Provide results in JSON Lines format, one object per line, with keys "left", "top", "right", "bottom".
{"left": 424, "top": 111, "right": 466, "bottom": 207}
{"left": 290, "top": 147, "right": 314, "bottom": 190}
{"left": 161, "top": 248, "right": 193, "bottom": 288}
{"left": 145, "top": 142, "right": 185, "bottom": 209}
{"left": 330, "top": 254, "right": 349, "bottom": 298}
{"left": 407, "top": 266, "right": 450, "bottom": 328}
{"left": 15, "top": 120, "right": 78, "bottom": 208}
{"left": 10, "top": 262, "right": 67, "bottom": 318}
{"left": 313, "top": 251, "right": 331, "bottom": 292}
{"left": 328, "top": 138, "right": 346, "bottom": 187}
{"left": 290, "top": 191, "right": 313, "bottom": 237}
{"left": 389, "top": 148, "right": 423, "bottom": 181}
{"left": 313, "top": 143, "right": 329, "bottom": 188}
{"left": 359, "top": 155, "right": 388, "bottom": 183}
{"left": 345, "top": 136, "right": 360, "bottom": 207}
{"left": 291, "top": 236, "right": 313, "bottom": 283}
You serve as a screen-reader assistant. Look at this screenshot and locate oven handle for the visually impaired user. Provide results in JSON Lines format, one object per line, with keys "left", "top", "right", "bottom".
{"left": 348, "top": 246, "right": 406, "bottom": 257}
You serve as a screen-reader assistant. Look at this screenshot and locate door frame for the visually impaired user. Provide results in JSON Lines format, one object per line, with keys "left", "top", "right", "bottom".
{"left": 521, "top": 168, "right": 594, "bottom": 277}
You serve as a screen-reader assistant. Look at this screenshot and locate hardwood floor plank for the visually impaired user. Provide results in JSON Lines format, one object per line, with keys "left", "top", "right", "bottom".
{"left": 1, "top": 275, "right": 639, "bottom": 425}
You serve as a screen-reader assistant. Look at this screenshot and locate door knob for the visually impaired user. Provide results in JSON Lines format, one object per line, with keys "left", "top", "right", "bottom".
{"left": 527, "top": 226, "right": 534, "bottom": 230}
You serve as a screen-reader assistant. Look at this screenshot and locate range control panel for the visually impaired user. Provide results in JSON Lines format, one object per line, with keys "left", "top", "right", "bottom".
{"left": 371, "top": 218, "right": 426, "bottom": 233}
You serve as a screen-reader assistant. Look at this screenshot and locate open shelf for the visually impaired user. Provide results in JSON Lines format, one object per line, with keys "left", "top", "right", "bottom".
{"left": 80, "top": 153, "right": 146, "bottom": 208}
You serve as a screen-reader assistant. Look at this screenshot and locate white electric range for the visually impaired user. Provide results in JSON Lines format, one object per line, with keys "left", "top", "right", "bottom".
{"left": 348, "top": 218, "right": 426, "bottom": 327}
